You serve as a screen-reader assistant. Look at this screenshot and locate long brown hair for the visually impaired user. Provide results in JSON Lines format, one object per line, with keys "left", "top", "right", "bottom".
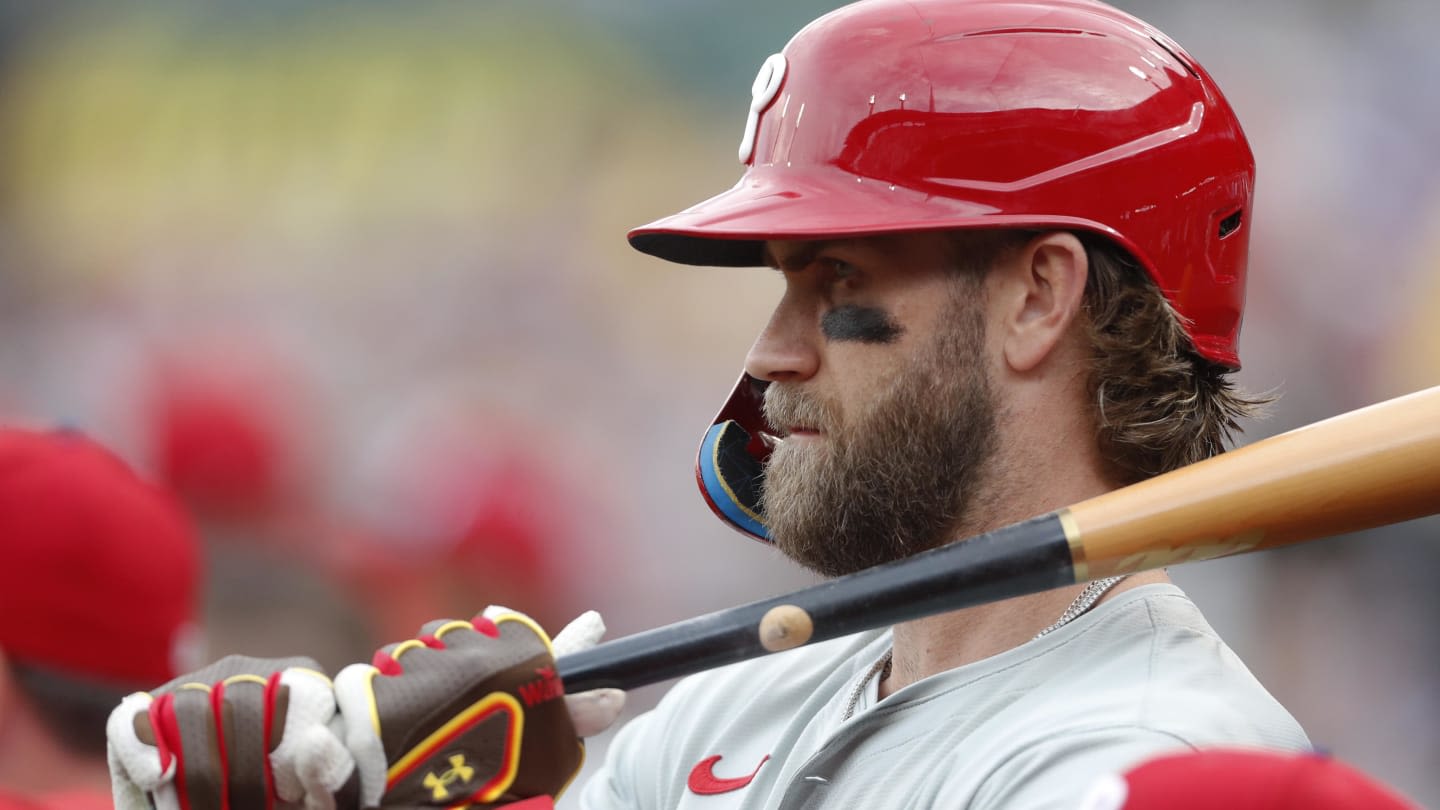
{"left": 1079, "top": 234, "right": 1271, "bottom": 483}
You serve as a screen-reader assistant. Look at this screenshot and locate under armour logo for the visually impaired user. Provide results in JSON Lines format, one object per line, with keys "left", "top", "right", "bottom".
{"left": 423, "top": 754, "right": 475, "bottom": 801}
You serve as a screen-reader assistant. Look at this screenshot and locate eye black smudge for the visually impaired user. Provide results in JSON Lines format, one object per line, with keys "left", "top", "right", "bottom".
{"left": 821, "top": 305, "right": 904, "bottom": 344}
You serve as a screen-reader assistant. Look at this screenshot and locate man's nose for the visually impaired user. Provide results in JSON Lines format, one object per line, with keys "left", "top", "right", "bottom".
{"left": 744, "top": 296, "right": 820, "bottom": 383}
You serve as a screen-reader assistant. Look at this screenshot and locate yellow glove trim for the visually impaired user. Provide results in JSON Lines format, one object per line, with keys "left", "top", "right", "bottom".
{"left": 432, "top": 620, "right": 477, "bottom": 640}
{"left": 389, "top": 639, "right": 428, "bottom": 661}
{"left": 490, "top": 611, "right": 556, "bottom": 658}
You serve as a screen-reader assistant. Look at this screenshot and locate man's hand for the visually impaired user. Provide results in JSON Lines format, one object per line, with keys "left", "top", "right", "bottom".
{"left": 106, "top": 655, "right": 357, "bottom": 810}
{"left": 334, "top": 607, "right": 623, "bottom": 809}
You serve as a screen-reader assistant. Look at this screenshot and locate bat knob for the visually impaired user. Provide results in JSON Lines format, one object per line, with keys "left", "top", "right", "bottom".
{"left": 759, "top": 604, "right": 814, "bottom": 652}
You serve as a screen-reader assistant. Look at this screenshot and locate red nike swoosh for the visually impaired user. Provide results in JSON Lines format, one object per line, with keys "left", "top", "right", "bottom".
{"left": 687, "top": 754, "right": 771, "bottom": 795}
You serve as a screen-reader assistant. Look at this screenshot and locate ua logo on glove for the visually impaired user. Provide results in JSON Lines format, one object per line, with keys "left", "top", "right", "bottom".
{"left": 423, "top": 754, "right": 476, "bottom": 801}
{"left": 374, "top": 687, "right": 526, "bottom": 805}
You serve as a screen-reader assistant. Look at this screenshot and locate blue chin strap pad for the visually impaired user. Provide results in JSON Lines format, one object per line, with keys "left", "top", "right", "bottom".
{"left": 698, "top": 420, "right": 771, "bottom": 542}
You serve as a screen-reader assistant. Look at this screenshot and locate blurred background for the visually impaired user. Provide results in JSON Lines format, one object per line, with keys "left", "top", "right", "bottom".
{"left": 0, "top": 0, "right": 1434, "bottom": 805}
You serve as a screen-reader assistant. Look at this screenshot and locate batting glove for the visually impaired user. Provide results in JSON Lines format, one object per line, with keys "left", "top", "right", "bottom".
{"left": 333, "top": 607, "right": 622, "bottom": 809}
{"left": 107, "top": 655, "right": 358, "bottom": 810}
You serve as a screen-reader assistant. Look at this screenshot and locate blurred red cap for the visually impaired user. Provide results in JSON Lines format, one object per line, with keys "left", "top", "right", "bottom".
{"left": 145, "top": 346, "right": 301, "bottom": 519}
{"left": 0, "top": 428, "right": 201, "bottom": 686}
{"left": 156, "top": 386, "right": 280, "bottom": 514}
{"left": 0, "top": 788, "right": 112, "bottom": 810}
{"left": 1081, "top": 748, "right": 1418, "bottom": 810}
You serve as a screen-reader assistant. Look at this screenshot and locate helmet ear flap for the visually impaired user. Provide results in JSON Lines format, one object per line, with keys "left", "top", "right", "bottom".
{"left": 1165, "top": 169, "right": 1251, "bottom": 365}
{"left": 696, "top": 375, "right": 773, "bottom": 543}
{"left": 1188, "top": 202, "right": 1249, "bottom": 363}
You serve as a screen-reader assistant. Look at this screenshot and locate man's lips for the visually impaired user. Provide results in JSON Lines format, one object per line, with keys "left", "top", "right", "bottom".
{"left": 760, "top": 427, "right": 821, "bottom": 445}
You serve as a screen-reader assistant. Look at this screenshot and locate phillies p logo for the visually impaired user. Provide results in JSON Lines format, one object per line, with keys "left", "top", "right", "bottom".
{"left": 739, "top": 53, "right": 787, "bottom": 164}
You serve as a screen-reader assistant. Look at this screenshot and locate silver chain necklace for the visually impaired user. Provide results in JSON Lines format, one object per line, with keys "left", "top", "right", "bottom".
{"left": 842, "top": 575, "right": 1129, "bottom": 720}
{"left": 1032, "top": 575, "right": 1129, "bottom": 639}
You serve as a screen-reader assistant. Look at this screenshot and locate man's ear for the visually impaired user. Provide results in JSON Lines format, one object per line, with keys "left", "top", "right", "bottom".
{"left": 991, "top": 231, "right": 1089, "bottom": 373}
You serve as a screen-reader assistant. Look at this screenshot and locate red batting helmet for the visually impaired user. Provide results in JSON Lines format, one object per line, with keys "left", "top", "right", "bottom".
{"left": 629, "top": 0, "right": 1256, "bottom": 542}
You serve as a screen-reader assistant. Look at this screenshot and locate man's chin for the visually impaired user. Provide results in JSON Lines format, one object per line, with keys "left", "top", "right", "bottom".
{"left": 768, "top": 525, "right": 905, "bottom": 579}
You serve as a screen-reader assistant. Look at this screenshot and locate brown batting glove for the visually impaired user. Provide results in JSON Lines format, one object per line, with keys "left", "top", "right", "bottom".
{"left": 106, "top": 655, "right": 358, "bottom": 810}
{"left": 332, "top": 606, "right": 614, "bottom": 809}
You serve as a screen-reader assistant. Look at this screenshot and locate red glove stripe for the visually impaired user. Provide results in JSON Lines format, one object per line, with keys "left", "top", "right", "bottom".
{"left": 262, "top": 673, "right": 283, "bottom": 810}
{"left": 386, "top": 692, "right": 522, "bottom": 801}
{"left": 459, "top": 709, "right": 524, "bottom": 806}
{"left": 209, "top": 682, "right": 232, "bottom": 810}
{"left": 419, "top": 633, "right": 446, "bottom": 649}
{"left": 148, "top": 694, "right": 176, "bottom": 774}
{"left": 372, "top": 650, "right": 403, "bottom": 676}
{"left": 471, "top": 616, "right": 500, "bottom": 638}
{"left": 151, "top": 693, "right": 193, "bottom": 810}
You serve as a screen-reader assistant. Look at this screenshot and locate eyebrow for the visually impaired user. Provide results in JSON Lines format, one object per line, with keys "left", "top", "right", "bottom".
{"left": 762, "top": 242, "right": 826, "bottom": 272}
{"left": 763, "top": 236, "right": 910, "bottom": 272}
{"left": 764, "top": 239, "right": 887, "bottom": 272}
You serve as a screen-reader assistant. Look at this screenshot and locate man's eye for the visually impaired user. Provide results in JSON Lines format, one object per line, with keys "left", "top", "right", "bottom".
{"left": 827, "top": 259, "right": 857, "bottom": 279}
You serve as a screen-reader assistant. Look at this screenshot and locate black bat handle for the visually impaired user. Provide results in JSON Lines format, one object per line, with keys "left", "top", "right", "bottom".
{"left": 555, "top": 514, "right": 1074, "bottom": 693}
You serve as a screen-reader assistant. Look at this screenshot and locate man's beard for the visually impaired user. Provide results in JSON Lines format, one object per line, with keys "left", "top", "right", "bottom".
{"left": 759, "top": 295, "right": 997, "bottom": 578}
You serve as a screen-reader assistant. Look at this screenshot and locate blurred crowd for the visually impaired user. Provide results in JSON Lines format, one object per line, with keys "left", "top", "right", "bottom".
{"left": 0, "top": 0, "right": 1434, "bottom": 806}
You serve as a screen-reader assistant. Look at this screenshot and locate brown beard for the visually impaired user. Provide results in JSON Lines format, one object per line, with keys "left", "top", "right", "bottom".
{"left": 759, "top": 291, "right": 997, "bottom": 577}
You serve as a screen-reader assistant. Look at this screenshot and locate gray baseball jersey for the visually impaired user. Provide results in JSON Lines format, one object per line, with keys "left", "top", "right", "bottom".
{"left": 579, "top": 584, "right": 1308, "bottom": 810}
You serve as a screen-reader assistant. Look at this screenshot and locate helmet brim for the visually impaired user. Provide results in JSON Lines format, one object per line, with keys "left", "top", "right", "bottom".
{"left": 627, "top": 165, "right": 1051, "bottom": 268}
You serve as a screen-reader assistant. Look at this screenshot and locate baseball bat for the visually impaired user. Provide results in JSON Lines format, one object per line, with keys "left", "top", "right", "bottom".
{"left": 556, "top": 385, "right": 1440, "bottom": 693}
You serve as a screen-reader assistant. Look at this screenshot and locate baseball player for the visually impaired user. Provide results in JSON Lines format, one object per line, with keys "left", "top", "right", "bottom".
{"left": 107, "top": 0, "right": 1320, "bottom": 807}
{"left": 0, "top": 428, "right": 201, "bottom": 810}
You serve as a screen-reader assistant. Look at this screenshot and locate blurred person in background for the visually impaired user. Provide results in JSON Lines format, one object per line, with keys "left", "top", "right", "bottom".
{"left": 137, "top": 338, "right": 378, "bottom": 672}
{"left": 0, "top": 428, "right": 201, "bottom": 810}
{"left": 142, "top": 342, "right": 307, "bottom": 529}
{"left": 329, "top": 395, "right": 595, "bottom": 642}
{"left": 104, "top": 1, "right": 1327, "bottom": 808}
